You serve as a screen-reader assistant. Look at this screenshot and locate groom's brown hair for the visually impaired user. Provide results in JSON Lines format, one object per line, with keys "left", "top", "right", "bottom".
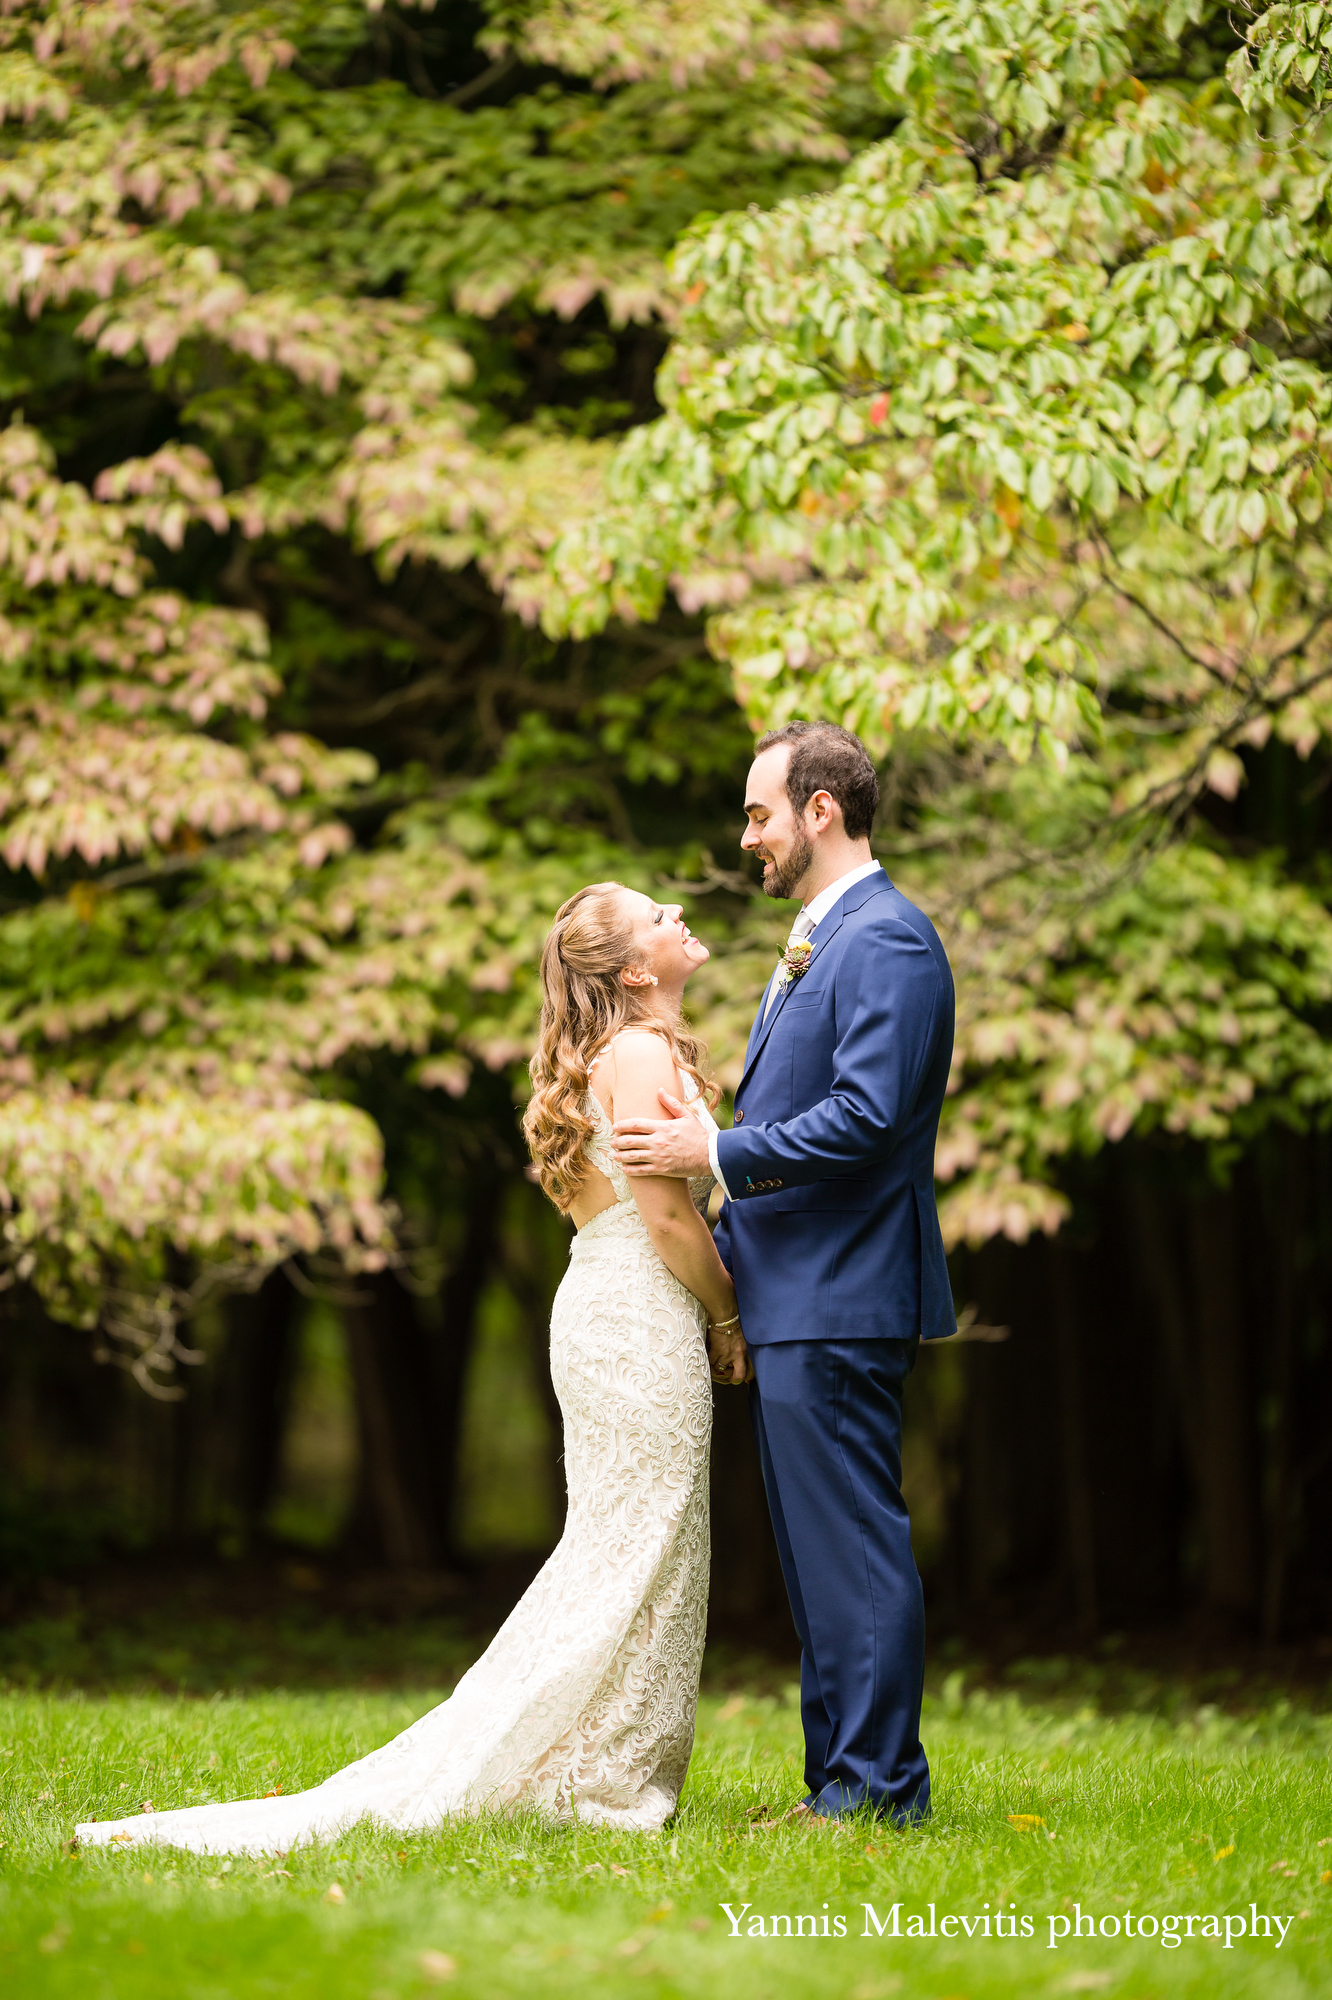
{"left": 755, "top": 720, "right": 880, "bottom": 840}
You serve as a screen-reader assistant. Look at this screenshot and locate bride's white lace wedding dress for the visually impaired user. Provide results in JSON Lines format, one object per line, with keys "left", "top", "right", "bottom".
{"left": 77, "top": 1058, "right": 717, "bottom": 1855}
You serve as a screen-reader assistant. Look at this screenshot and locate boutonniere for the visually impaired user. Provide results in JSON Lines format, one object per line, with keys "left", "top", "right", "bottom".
{"left": 775, "top": 937, "right": 813, "bottom": 989}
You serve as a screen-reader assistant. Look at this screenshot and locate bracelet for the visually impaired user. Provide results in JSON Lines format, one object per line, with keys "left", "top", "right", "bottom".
{"left": 708, "top": 1311, "right": 741, "bottom": 1332}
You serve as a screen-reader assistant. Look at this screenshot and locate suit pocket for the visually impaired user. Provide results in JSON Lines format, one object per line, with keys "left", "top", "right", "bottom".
{"left": 771, "top": 1180, "right": 872, "bottom": 1213}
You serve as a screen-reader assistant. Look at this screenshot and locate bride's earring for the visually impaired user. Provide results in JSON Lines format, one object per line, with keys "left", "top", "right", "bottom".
{"left": 648, "top": 975, "right": 659, "bottom": 986}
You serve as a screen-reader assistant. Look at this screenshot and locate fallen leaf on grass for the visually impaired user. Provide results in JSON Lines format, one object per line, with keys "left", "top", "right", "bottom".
{"left": 324, "top": 1882, "right": 345, "bottom": 1904}
{"left": 610, "top": 1864, "right": 630, "bottom": 1878}
{"left": 418, "top": 1950, "right": 456, "bottom": 1982}
{"left": 140, "top": 1801, "right": 155, "bottom": 1814}
{"left": 1006, "top": 1814, "right": 1045, "bottom": 1830}
{"left": 615, "top": 1937, "right": 645, "bottom": 1957}
{"left": 717, "top": 1696, "right": 746, "bottom": 1720}
{"left": 688, "top": 1917, "right": 710, "bottom": 1932}
{"left": 263, "top": 1787, "right": 283, "bottom": 1798}
{"left": 1059, "top": 1976, "right": 1113, "bottom": 1993}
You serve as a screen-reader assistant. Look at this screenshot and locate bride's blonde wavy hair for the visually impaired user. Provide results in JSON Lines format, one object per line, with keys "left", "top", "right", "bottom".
{"left": 523, "top": 882, "right": 718, "bottom": 1213}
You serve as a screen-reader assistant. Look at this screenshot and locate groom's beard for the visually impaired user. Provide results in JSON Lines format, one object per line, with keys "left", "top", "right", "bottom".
{"left": 760, "top": 828, "right": 814, "bottom": 901}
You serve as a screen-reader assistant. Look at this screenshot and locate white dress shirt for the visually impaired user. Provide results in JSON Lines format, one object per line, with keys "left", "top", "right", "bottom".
{"left": 707, "top": 859, "right": 883, "bottom": 1201}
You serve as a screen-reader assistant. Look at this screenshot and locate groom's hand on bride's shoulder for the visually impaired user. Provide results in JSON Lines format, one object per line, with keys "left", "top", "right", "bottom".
{"left": 611, "top": 1092, "right": 710, "bottom": 1178}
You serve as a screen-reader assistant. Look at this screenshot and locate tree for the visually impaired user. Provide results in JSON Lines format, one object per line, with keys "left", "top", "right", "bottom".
{"left": 534, "top": 0, "right": 1332, "bottom": 1253}
{"left": 0, "top": 0, "right": 899, "bottom": 1376}
{"left": 3, "top": 0, "right": 1331, "bottom": 1630}
{"left": 3, "top": 0, "right": 1330, "bottom": 1342}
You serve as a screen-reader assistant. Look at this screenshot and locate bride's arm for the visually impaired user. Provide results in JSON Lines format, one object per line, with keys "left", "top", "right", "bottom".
{"left": 603, "top": 1034, "right": 748, "bottom": 1379}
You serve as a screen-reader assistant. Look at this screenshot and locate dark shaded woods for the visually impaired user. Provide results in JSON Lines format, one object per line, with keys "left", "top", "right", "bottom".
{"left": 713, "top": 1131, "right": 1332, "bottom": 1649}
{"left": 4, "top": 1126, "right": 1329, "bottom": 1652}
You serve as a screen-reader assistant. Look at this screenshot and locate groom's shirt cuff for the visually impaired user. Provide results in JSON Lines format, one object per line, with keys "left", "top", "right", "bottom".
{"left": 708, "top": 1126, "right": 733, "bottom": 1202}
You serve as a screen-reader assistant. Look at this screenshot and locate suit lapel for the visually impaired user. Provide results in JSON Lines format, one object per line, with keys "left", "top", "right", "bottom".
{"left": 736, "top": 903, "right": 849, "bottom": 1095}
{"left": 742, "top": 972, "right": 778, "bottom": 1072}
{"left": 736, "top": 869, "right": 893, "bottom": 1097}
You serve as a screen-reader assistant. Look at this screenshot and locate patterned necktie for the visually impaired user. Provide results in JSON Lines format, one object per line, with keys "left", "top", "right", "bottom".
{"left": 763, "top": 907, "right": 816, "bottom": 1021}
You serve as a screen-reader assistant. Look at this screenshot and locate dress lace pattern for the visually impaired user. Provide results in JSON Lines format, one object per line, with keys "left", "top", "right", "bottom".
{"left": 76, "top": 1062, "right": 716, "bottom": 1855}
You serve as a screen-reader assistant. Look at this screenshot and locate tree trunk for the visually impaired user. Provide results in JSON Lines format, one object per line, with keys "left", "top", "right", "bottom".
{"left": 708, "top": 1384, "right": 789, "bottom": 1633}
{"left": 1050, "top": 1242, "right": 1099, "bottom": 1635}
{"left": 1187, "top": 1190, "right": 1260, "bottom": 1623}
{"left": 344, "top": 1272, "right": 438, "bottom": 1569}
{"left": 1261, "top": 1140, "right": 1303, "bottom": 1644}
{"left": 343, "top": 1185, "right": 500, "bottom": 1570}
{"left": 431, "top": 1183, "right": 502, "bottom": 1559}
{"left": 216, "top": 1270, "right": 300, "bottom": 1544}
{"left": 504, "top": 1187, "right": 570, "bottom": 1542}
{"left": 1129, "top": 1182, "right": 1205, "bottom": 1489}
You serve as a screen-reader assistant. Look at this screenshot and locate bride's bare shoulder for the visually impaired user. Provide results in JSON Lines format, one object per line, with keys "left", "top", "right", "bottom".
{"left": 608, "top": 1027, "right": 677, "bottom": 1066}
{"left": 597, "top": 1029, "right": 681, "bottom": 1107}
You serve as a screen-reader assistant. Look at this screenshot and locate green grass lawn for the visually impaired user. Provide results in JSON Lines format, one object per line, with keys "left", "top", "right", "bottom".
{"left": 2, "top": 1673, "right": 1330, "bottom": 1999}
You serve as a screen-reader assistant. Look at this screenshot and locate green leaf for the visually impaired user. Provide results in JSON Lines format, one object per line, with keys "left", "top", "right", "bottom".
{"left": 1237, "top": 489, "right": 1267, "bottom": 540}
{"left": 1028, "top": 457, "right": 1055, "bottom": 511}
{"left": 1087, "top": 459, "right": 1119, "bottom": 519}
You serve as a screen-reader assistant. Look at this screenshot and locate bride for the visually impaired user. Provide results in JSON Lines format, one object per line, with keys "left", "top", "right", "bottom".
{"left": 77, "top": 882, "right": 746, "bottom": 1853}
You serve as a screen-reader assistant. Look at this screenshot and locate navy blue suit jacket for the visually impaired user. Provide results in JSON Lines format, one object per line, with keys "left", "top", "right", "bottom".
{"left": 712, "top": 868, "right": 956, "bottom": 1345}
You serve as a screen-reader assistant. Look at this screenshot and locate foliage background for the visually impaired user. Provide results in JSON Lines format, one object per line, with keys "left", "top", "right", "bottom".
{"left": 0, "top": 0, "right": 1330, "bottom": 1649}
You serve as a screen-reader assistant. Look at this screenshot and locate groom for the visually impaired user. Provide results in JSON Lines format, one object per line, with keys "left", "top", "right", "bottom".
{"left": 613, "top": 720, "right": 955, "bottom": 1825}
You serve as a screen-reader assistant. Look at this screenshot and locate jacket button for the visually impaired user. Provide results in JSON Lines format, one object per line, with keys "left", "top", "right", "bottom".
{"left": 734, "top": 1109, "right": 744, "bottom": 1123}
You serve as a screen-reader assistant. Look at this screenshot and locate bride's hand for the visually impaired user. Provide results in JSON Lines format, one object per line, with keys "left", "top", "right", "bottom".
{"left": 707, "top": 1321, "right": 753, "bottom": 1386}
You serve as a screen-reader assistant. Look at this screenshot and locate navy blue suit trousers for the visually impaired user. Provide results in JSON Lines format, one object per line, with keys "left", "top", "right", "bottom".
{"left": 748, "top": 1336, "right": 930, "bottom": 1823}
